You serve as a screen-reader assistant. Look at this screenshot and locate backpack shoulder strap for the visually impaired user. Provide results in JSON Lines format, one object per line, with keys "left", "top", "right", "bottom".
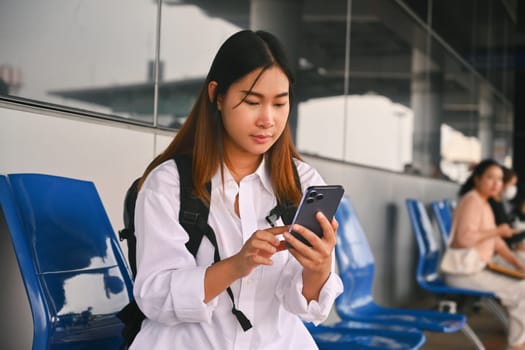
{"left": 118, "top": 177, "right": 141, "bottom": 278}
{"left": 173, "top": 154, "right": 251, "bottom": 331}
{"left": 173, "top": 154, "right": 217, "bottom": 259}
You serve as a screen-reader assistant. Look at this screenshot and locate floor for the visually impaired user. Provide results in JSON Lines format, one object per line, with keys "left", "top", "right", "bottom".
{"left": 409, "top": 296, "right": 507, "bottom": 350}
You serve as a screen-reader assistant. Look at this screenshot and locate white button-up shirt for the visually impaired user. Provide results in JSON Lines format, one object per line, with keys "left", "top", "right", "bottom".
{"left": 131, "top": 158, "right": 343, "bottom": 350}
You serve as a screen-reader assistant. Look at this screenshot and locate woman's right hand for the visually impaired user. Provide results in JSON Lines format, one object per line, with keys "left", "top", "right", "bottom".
{"left": 204, "top": 226, "right": 287, "bottom": 303}
{"left": 497, "top": 223, "right": 517, "bottom": 238}
{"left": 232, "top": 226, "right": 288, "bottom": 278}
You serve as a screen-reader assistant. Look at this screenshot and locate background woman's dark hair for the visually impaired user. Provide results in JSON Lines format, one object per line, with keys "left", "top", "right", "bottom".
{"left": 502, "top": 166, "right": 517, "bottom": 185}
{"left": 139, "top": 30, "right": 302, "bottom": 205}
{"left": 512, "top": 182, "right": 525, "bottom": 217}
{"left": 458, "top": 159, "right": 502, "bottom": 197}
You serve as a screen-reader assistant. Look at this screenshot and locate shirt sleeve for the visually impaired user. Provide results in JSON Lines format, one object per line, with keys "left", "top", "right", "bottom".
{"left": 133, "top": 161, "right": 218, "bottom": 326}
{"left": 276, "top": 257, "right": 343, "bottom": 324}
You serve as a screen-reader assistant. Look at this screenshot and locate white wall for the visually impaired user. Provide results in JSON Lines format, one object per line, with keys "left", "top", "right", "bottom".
{"left": 0, "top": 103, "right": 173, "bottom": 235}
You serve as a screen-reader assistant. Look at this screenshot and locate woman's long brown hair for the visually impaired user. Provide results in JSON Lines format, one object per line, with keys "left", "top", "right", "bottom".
{"left": 139, "top": 30, "right": 303, "bottom": 206}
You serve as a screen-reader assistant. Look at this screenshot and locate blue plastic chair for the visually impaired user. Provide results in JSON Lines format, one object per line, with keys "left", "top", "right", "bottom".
{"left": 0, "top": 174, "right": 134, "bottom": 350}
{"left": 430, "top": 200, "right": 454, "bottom": 246}
{"left": 332, "top": 197, "right": 472, "bottom": 341}
{"left": 406, "top": 198, "right": 509, "bottom": 348}
{"left": 305, "top": 322, "right": 425, "bottom": 350}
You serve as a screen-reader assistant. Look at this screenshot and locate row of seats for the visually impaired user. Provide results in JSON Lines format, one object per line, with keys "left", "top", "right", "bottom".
{"left": 308, "top": 198, "right": 454, "bottom": 349}
{"left": 418, "top": 199, "right": 508, "bottom": 329}
{"left": 308, "top": 197, "right": 508, "bottom": 350}
{"left": 0, "top": 173, "right": 507, "bottom": 349}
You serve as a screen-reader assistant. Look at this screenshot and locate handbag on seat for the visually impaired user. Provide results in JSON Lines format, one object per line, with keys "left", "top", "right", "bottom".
{"left": 440, "top": 247, "right": 486, "bottom": 275}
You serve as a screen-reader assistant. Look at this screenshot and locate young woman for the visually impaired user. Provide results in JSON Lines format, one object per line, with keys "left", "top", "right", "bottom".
{"left": 490, "top": 167, "right": 518, "bottom": 223}
{"left": 441, "top": 159, "right": 525, "bottom": 350}
{"left": 489, "top": 167, "right": 525, "bottom": 250}
{"left": 129, "top": 30, "right": 343, "bottom": 349}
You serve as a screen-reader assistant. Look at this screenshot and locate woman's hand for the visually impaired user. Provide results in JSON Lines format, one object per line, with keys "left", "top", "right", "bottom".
{"left": 497, "top": 224, "right": 517, "bottom": 238}
{"left": 284, "top": 211, "right": 338, "bottom": 301}
{"left": 517, "top": 263, "right": 525, "bottom": 274}
{"left": 232, "top": 226, "right": 288, "bottom": 278}
{"left": 204, "top": 226, "right": 287, "bottom": 302}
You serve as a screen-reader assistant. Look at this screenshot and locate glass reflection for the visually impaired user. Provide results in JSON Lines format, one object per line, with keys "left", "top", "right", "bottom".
{"left": 44, "top": 267, "right": 127, "bottom": 319}
{"left": 0, "top": 0, "right": 157, "bottom": 122}
{"left": 44, "top": 267, "right": 127, "bottom": 346}
{"left": 157, "top": 3, "right": 242, "bottom": 128}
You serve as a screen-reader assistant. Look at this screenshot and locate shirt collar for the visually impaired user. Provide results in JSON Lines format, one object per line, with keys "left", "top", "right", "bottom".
{"left": 213, "top": 156, "right": 274, "bottom": 196}
{"left": 254, "top": 156, "right": 274, "bottom": 196}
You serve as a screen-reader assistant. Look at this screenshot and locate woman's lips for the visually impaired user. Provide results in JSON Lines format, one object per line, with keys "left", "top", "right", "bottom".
{"left": 252, "top": 134, "right": 272, "bottom": 143}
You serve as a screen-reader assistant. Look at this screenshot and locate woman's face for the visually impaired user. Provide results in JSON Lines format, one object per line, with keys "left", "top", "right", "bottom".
{"left": 216, "top": 65, "right": 290, "bottom": 161}
{"left": 474, "top": 165, "right": 503, "bottom": 198}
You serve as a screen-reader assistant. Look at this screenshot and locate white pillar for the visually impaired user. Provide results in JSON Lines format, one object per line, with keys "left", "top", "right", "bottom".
{"left": 250, "top": 0, "right": 303, "bottom": 140}
{"left": 250, "top": 0, "right": 302, "bottom": 71}
{"left": 410, "top": 48, "right": 443, "bottom": 177}
{"left": 478, "top": 82, "right": 494, "bottom": 159}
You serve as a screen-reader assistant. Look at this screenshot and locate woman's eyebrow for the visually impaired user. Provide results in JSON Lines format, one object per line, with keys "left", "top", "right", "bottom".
{"left": 240, "top": 90, "right": 289, "bottom": 98}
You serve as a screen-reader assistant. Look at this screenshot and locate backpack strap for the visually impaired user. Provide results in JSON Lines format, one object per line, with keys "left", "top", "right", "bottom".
{"left": 266, "top": 160, "right": 302, "bottom": 226}
{"left": 118, "top": 177, "right": 141, "bottom": 278}
{"left": 174, "top": 154, "right": 214, "bottom": 258}
{"left": 174, "top": 154, "right": 252, "bottom": 331}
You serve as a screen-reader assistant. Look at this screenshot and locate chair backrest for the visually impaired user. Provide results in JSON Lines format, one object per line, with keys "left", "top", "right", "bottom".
{"left": 334, "top": 196, "right": 375, "bottom": 318}
{"left": 0, "top": 173, "right": 133, "bottom": 350}
{"left": 430, "top": 200, "right": 453, "bottom": 246}
{"left": 406, "top": 199, "right": 441, "bottom": 285}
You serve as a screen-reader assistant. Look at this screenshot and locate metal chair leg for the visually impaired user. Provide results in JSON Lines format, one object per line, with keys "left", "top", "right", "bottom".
{"left": 438, "top": 299, "right": 487, "bottom": 350}
{"left": 481, "top": 297, "right": 509, "bottom": 331}
{"left": 461, "top": 323, "right": 485, "bottom": 350}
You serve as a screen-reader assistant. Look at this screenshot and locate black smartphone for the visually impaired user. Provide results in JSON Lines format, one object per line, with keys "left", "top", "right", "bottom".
{"left": 289, "top": 185, "right": 345, "bottom": 247}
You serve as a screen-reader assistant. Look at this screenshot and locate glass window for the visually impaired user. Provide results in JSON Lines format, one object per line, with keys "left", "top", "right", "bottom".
{"left": 431, "top": 0, "right": 515, "bottom": 102}
{"left": 430, "top": 0, "right": 515, "bottom": 178}
{"left": 296, "top": 0, "right": 348, "bottom": 160}
{"left": 344, "top": 0, "right": 419, "bottom": 172}
{"left": 298, "top": 0, "right": 422, "bottom": 173}
{"left": 157, "top": 2, "right": 243, "bottom": 128}
{"left": 0, "top": 0, "right": 515, "bottom": 176}
{"left": 0, "top": 0, "right": 157, "bottom": 123}
{"left": 436, "top": 37, "right": 483, "bottom": 182}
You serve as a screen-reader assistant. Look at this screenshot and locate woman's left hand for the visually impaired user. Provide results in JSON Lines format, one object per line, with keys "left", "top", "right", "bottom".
{"left": 283, "top": 211, "right": 338, "bottom": 301}
{"left": 516, "top": 262, "right": 525, "bottom": 274}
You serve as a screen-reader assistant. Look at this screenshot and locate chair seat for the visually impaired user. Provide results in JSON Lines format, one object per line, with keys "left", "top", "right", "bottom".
{"left": 306, "top": 323, "right": 425, "bottom": 350}
{"left": 337, "top": 301, "right": 465, "bottom": 333}
{"left": 421, "top": 278, "right": 495, "bottom": 298}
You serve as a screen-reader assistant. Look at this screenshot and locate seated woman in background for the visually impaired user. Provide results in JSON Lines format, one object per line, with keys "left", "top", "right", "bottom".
{"left": 441, "top": 159, "right": 525, "bottom": 350}
{"left": 513, "top": 190, "right": 525, "bottom": 225}
{"left": 489, "top": 167, "right": 525, "bottom": 249}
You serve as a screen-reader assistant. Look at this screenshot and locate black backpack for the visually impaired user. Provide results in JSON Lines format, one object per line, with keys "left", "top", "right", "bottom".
{"left": 117, "top": 154, "right": 300, "bottom": 348}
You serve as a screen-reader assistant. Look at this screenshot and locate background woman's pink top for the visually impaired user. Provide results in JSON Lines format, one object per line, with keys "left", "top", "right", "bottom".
{"left": 450, "top": 190, "right": 496, "bottom": 262}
